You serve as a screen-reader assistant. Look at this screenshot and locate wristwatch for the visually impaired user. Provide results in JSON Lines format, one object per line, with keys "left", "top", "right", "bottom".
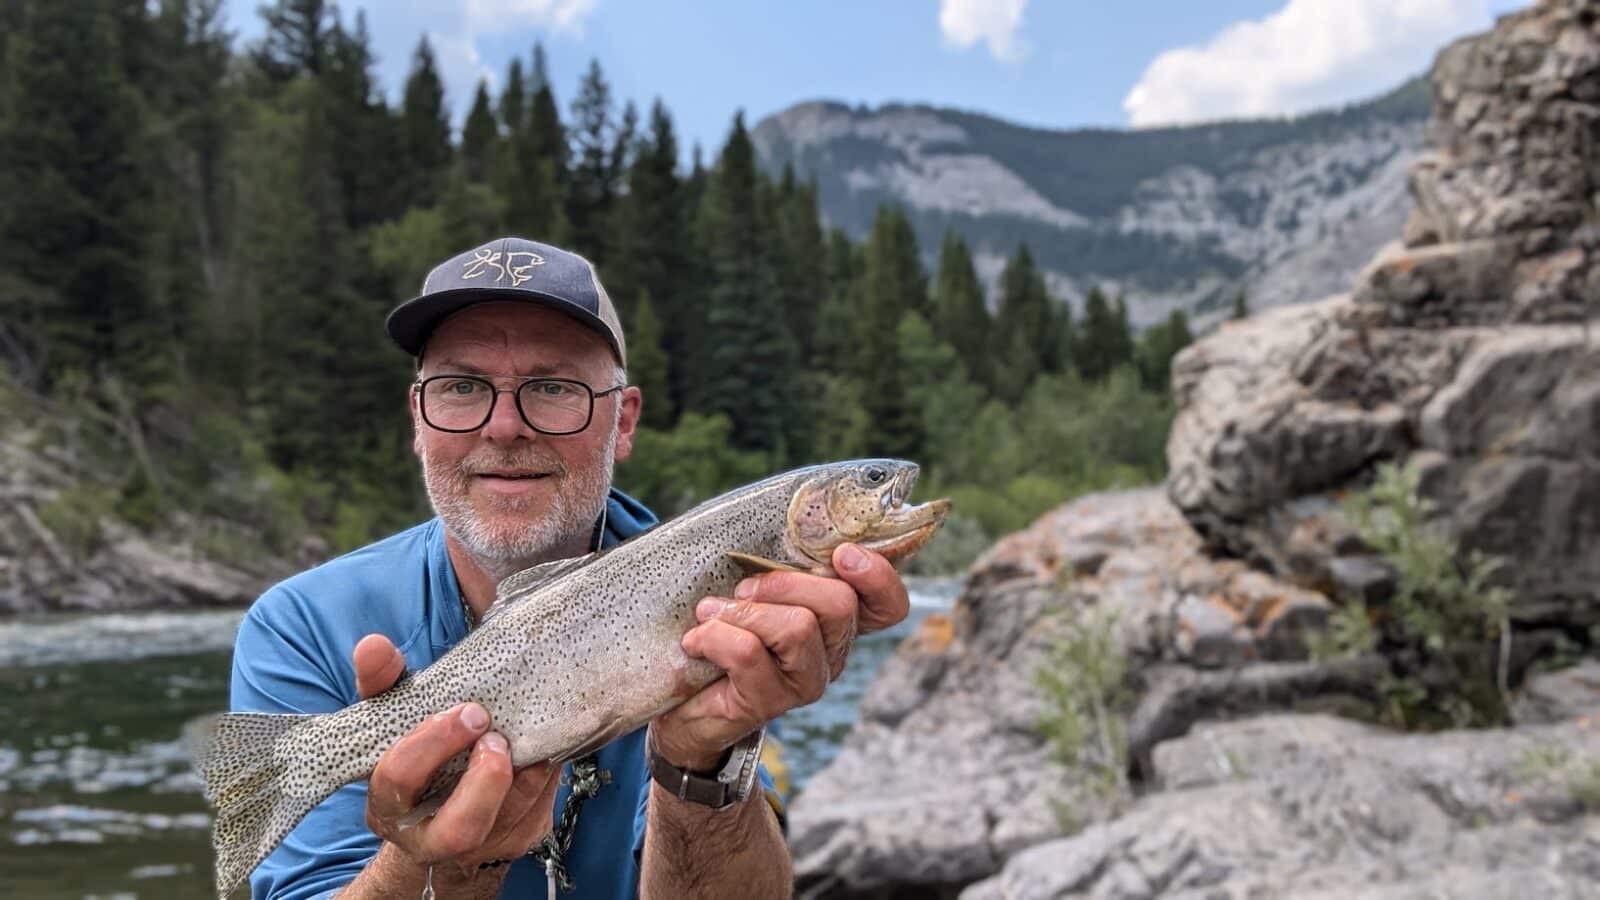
{"left": 646, "top": 725, "right": 765, "bottom": 810}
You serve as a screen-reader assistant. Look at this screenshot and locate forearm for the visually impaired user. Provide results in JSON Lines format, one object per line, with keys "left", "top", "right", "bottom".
{"left": 639, "top": 782, "right": 792, "bottom": 899}
{"left": 334, "top": 843, "right": 507, "bottom": 900}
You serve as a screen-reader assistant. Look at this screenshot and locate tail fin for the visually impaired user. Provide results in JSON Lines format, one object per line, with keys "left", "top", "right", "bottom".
{"left": 188, "top": 711, "right": 337, "bottom": 899}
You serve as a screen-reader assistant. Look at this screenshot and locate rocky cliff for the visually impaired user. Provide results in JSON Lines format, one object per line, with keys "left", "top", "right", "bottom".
{"left": 0, "top": 377, "right": 294, "bottom": 615}
{"left": 753, "top": 81, "right": 1426, "bottom": 328}
{"left": 790, "top": 3, "right": 1600, "bottom": 897}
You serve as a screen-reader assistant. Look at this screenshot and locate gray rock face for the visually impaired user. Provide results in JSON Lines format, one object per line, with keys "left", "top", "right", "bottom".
{"left": 1512, "top": 659, "right": 1600, "bottom": 724}
{"left": 0, "top": 405, "right": 289, "bottom": 615}
{"left": 963, "top": 714, "right": 1600, "bottom": 900}
{"left": 1166, "top": 0, "right": 1600, "bottom": 629}
{"left": 751, "top": 87, "right": 1423, "bottom": 330}
{"left": 790, "top": 491, "right": 1359, "bottom": 898}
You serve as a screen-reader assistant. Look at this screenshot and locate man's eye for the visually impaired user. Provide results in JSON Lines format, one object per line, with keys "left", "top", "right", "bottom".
{"left": 536, "top": 382, "right": 572, "bottom": 396}
{"left": 445, "top": 380, "right": 482, "bottom": 395}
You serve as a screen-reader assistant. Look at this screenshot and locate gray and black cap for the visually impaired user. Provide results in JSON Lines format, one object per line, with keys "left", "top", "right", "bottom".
{"left": 385, "top": 236, "right": 627, "bottom": 366}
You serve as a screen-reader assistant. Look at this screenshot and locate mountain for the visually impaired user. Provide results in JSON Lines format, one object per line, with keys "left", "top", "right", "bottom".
{"left": 751, "top": 78, "right": 1430, "bottom": 328}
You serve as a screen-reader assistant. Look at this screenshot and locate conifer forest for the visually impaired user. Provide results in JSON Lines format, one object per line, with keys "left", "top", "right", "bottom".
{"left": 1, "top": 0, "right": 1194, "bottom": 570}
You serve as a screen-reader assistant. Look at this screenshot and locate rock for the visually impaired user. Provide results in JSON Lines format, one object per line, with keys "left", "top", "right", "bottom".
{"left": 799, "top": 5, "right": 1600, "bottom": 897}
{"left": 963, "top": 714, "right": 1600, "bottom": 900}
{"left": 791, "top": 491, "right": 1354, "bottom": 898}
{"left": 1327, "top": 554, "right": 1394, "bottom": 605}
{"left": 1126, "top": 657, "right": 1387, "bottom": 769}
{"left": 1167, "top": 0, "right": 1600, "bottom": 627}
{"left": 1513, "top": 659, "right": 1600, "bottom": 724}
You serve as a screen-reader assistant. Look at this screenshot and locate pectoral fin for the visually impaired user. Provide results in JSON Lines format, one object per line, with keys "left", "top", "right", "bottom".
{"left": 726, "top": 551, "right": 805, "bottom": 575}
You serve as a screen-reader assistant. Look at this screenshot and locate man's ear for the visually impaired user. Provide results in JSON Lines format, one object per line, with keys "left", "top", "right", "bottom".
{"left": 409, "top": 382, "right": 425, "bottom": 459}
{"left": 613, "top": 385, "right": 642, "bottom": 463}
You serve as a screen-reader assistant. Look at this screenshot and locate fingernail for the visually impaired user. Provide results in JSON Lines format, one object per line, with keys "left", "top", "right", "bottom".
{"left": 482, "top": 732, "right": 507, "bottom": 754}
{"left": 696, "top": 598, "right": 727, "bottom": 620}
{"left": 461, "top": 703, "right": 489, "bottom": 732}
{"left": 838, "top": 543, "right": 868, "bottom": 573}
{"left": 735, "top": 579, "right": 758, "bottom": 600}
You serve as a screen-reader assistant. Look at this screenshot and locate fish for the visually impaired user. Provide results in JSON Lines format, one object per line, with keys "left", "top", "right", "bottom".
{"left": 191, "top": 458, "right": 950, "bottom": 897}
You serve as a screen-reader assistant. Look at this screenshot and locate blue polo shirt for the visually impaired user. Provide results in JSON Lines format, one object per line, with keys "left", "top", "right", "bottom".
{"left": 231, "top": 490, "right": 664, "bottom": 900}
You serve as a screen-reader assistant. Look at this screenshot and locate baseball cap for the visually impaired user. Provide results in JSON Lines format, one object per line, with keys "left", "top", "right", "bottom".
{"left": 385, "top": 236, "right": 627, "bottom": 366}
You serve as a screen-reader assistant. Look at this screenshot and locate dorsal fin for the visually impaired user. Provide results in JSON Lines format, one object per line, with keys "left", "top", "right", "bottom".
{"left": 484, "top": 553, "right": 596, "bottom": 624}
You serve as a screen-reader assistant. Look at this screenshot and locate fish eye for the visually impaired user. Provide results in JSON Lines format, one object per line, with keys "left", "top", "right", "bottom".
{"left": 864, "top": 466, "right": 887, "bottom": 485}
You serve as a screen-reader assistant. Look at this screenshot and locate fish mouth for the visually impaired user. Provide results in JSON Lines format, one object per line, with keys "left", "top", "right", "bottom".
{"left": 859, "top": 498, "right": 952, "bottom": 563}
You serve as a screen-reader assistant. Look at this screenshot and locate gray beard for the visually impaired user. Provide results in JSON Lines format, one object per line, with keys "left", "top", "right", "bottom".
{"left": 421, "top": 427, "right": 617, "bottom": 583}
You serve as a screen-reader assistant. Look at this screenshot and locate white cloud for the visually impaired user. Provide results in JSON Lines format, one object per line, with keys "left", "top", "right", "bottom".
{"left": 939, "top": 0, "right": 1029, "bottom": 64}
{"left": 464, "top": 0, "right": 599, "bottom": 34}
{"left": 427, "top": 30, "right": 495, "bottom": 105}
{"left": 1123, "top": 0, "right": 1525, "bottom": 128}
{"left": 401, "top": 0, "right": 599, "bottom": 129}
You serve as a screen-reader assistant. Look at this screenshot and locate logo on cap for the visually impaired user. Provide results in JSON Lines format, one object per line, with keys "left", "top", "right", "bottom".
{"left": 462, "top": 248, "right": 545, "bottom": 287}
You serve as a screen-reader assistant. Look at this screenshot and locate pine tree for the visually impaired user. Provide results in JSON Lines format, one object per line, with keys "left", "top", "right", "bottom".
{"left": 990, "top": 244, "right": 1054, "bottom": 402}
{"left": 400, "top": 36, "right": 451, "bottom": 207}
{"left": 610, "top": 99, "right": 685, "bottom": 326}
{"left": 0, "top": 1, "right": 157, "bottom": 386}
{"left": 1075, "top": 286, "right": 1134, "bottom": 382}
{"left": 566, "top": 58, "right": 618, "bottom": 263}
{"left": 1111, "top": 294, "right": 1135, "bottom": 370}
{"left": 527, "top": 74, "right": 566, "bottom": 176}
{"left": 931, "top": 231, "right": 990, "bottom": 388}
{"left": 696, "top": 113, "right": 798, "bottom": 455}
{"left": 498, "top": 57, "right": 526, "bottom": 136}
{"left": 1232, "top": 290, "right": 1250, "bottom": 319}
{"left": 320, "top": 11, "right": 400, "bottom": 229}
{"left": 254, "top": 0, "right": 334, "bottom": 81}
{"left": 501, "top": 53, "right": 567, "bottom": 241}
{"left": 630, "top": 290, "right": 674, "bottom": 429}
{"left": 461, "top": 79, "right": 498, "bottom": 183}
{"left": 854, "top": 206, "right": 926, "bottom": 456}
{"left": 772, "top": 166, "right": 827, "bottom": 364}
{"left": 1136, "top": 308, "right": 1193, "bottom": 393}
{"left": 812, "top": 228, "right": 861, "bottom": 369}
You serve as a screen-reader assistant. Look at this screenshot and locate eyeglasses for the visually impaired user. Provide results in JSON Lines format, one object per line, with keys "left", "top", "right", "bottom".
{"left": 413, "top": 375, "right": 625, "bottom": 435}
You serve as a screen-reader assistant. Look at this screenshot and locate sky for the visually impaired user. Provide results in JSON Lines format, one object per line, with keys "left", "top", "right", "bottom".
{"left": 224, "top": 0, "right": 1535, "bottom": 158}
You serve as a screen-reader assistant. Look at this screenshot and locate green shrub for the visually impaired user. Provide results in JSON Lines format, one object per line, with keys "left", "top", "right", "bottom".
{"left": 1035, "top": 606, "right": 1132, "bottom": 830}
{"left": 1316, "top": 461, "right": 1514, "bottom": 729}
{"left": 36, "top": 483, "right": 117, "bottom": 555}
{"left": 618, "top": 413, "right": 770, "bottom": 517}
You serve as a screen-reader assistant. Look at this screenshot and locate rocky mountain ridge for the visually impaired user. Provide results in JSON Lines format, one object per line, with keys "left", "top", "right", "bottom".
{"left": 752, "top": 80, "right": 1427, "bottom": 327}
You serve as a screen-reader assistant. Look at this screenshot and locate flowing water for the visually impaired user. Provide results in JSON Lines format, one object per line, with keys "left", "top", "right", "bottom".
{"left": 0, "top": 578, "right": 958, "bottom": 899}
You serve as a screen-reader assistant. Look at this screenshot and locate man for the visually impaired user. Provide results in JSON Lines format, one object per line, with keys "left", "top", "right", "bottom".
{"left": 230, "top": 236, "right": 911, "bottom": 899}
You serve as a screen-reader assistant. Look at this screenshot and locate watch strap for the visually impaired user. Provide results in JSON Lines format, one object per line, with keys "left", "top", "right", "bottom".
{"left": 646, "top": 726, "right": 765, "bottom": 810}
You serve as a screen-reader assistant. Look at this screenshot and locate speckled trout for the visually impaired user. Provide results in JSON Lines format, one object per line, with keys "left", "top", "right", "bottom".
{"left": 193, "top": 459, "right": 949, "bottom": 897}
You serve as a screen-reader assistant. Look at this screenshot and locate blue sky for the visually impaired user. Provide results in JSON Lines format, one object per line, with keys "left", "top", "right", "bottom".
{"left": 224, "top": 0, "right": 1533, "bottom": 159}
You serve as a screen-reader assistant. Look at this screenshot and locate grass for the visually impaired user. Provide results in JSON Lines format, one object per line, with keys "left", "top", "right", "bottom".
{"left": 1034, "top": 604, "right": 1132, "bottom": 831}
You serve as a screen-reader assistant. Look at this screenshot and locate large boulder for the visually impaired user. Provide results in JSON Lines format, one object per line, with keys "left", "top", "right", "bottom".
{"left": 1167, "top": 0, "right": 1600, "bottom": 630}
{"left": 790, "top": 490, "right": 1369, "bottom": 898}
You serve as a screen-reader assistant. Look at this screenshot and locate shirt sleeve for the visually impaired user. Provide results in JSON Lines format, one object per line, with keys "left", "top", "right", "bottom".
{"left": 230, "top": 589, "right": 380, "bottom": 900}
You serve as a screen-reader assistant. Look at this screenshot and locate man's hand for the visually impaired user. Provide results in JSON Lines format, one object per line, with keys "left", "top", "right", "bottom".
{"left": 350, "top": 635, "right": 560, "bottom": 874}
{"left": 650, "top": 543, "right": 911, "bottom": 771}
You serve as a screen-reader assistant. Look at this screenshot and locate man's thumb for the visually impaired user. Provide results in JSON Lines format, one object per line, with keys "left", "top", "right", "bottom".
{"left": 352, "top": 633, "right": 406, "bottom": 699}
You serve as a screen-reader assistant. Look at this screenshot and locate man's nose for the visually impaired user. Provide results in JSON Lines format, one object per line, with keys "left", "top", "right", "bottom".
{"left": 481, "top": 390, "right": 536, "bottom": 441}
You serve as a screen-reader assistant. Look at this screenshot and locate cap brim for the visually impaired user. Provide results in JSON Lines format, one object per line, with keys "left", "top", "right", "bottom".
{"left": 385, "top": 287, "right": 624, "bottom": 362}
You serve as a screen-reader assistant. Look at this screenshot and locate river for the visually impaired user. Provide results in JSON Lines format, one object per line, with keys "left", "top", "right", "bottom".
{"left": 0, "top": 578, "right": 958, "bottom": 899}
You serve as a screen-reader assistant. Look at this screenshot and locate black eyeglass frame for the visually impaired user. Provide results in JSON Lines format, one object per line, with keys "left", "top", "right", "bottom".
{"left": 412, "top": 374, "right": 626, "bottom": 436}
